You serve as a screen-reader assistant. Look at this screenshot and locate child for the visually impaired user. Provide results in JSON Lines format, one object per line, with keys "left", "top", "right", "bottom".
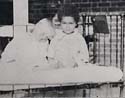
{"left": 48, "top": 4, "right": 89, "bottom": 69}
{"left": 32, "top": 0, "right": 61, "bottom": 42}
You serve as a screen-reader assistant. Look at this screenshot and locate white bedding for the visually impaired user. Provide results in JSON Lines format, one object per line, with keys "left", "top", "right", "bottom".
{"left": 0, "top": 63, "right": 123, "bottom": 91}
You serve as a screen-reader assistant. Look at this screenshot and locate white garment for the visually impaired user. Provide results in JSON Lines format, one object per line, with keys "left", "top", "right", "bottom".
{"left": 0, "top": 18, "right": 57, "bottom": 71}
{"left": 48, "top": 29, "right": 89, "bottom": 68}
{"left": 1, "top": 31, "right": 49, "bottom": 70}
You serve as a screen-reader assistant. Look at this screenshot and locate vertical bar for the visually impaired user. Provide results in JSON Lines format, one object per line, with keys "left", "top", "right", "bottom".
{"left": 116, "top": 15, "right": 119, "bottom": 67}
{"left": 122, "top": 14, "right": 125, "bottom": 97}
{"left": 98, "top": 31, "right": 101, "bottom": 64}
{"left": 104, "top": 30, "right": 106, "bottom": 66}
{"left": 119, "top": 15, "right": 123, "bottom": 98}
{"left": 13, "top": 0, "right": 28, "bottom": 34}
{"left": 12, "top": 84, "right": 15, "bottom": 98}
{"left": 105, "top": 83, "right": 110, "bottom": 98}
{"left": 87, "top": 16, "right": 90, "bottom": 36}
{"left": 43, "top": 84, "right": 46, "bottom": 98}
{"left": 120, "top": 15, "right": 123, "bottom": 70}
{"left": 73, "top": 83, "right": 77, "bottom": 97}
{"left": 82, "top": 89, "right": 86, "bottom": 97}
{"left": 110, "top": 15, "right": 112, "bottom": 66}
{"left": 93, "top": 32, "right": 97, "bottom": 63}
{"left": 92, "top": 16, "right": 97, "bottom": 64}
{"left": 122, "top": 14, "right": 125, "bottom": 98}
{"left": 13, "top": 0, "right": 28, "bottom": 25}
{"left": 120, "top": 14, "right": 125, "bottom": 98}
{"left": 27, "top": 84, "right": 31, "bottom": 97}
{"left": 87, "top": 16, "right": 91, "bottom": 60}
{"left": 26, "top": 24, "right": 28, "bottom": 32}
{"left": 88, "top": 86, "right": 91, "bottom": 98}
{"left": 123, "top": 15, "right": 125, "bottom": 77}
{"left": 82, "top": 15, "right": 86, "bottom": 37}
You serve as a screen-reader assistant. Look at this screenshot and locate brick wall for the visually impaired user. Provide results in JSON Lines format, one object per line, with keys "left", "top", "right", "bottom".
{"left": 29, "top": 0, "right": 46, "bottom": 23}
{"left": 29, "top": 0, "right": 125, "bottom": 23}
{"left": 0, "top": 0, "right": 125, "bottom": 24}
{"left": 72, "top": 0, "right": 125, "bottom": 12}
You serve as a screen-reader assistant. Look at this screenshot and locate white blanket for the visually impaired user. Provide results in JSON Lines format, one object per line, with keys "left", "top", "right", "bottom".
{"left": 0, "top": 63, "right": 123, "bottom": 91}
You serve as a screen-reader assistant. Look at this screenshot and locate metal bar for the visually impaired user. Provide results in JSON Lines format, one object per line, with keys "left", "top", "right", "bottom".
{"left": 110, "top": 15, "right": 113, "bottom": 66}
{"left": 104, "top": 31, "right": 106, "bottom": 66}
{"left": 81, "top": 12, "right": 125, "bottom": 16}
{"left": 122, "top": 14, "right": 125, "bottom": 97}
{"left": 87, "top": 16, "right": 90, "bottom": 36}
{"left": 12, "top": 84, "right": 14, "bottom": 98}
{"left": 116, "top": 15, "right": 119, "bottom": 67}
{"left": 98, "top": 33, "right": 101, "bottom": 64}
{"left": 43, "top": 84, "right": 46, "bottom": 98}
{"left": 120, "top": 15, "right": 123, "bottom": 70}
{"left": 82, "top": 15, "right": 86, "bottom": 37}
{"left": 119, "top": 14, "right": 125, "bottom": 98}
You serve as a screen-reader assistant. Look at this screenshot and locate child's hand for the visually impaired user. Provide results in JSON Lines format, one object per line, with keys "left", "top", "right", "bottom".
{"left": 73, "top": 63, "right": 78, "bottom": 68}
{"left": 48, "top": 57, "right": 59, "bottom": 69}
{"left": 48, "top": 58, "right": 65, "bottom": 69}
{"left": 56, "top": 61, "right": 65, "bottom": 69}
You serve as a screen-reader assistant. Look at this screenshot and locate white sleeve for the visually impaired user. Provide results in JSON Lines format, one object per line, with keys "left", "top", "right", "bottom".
{"left": 47, "top": 39, "right": 56, "bottom": 58}
{"left": 73, "top": 35, "right": 89, "bottom": 66}
{"left": 1, "top": 40, "right": 17, "bottom": 63}
{"left": 47, "top": 31, "right": 62, "bottom": 58}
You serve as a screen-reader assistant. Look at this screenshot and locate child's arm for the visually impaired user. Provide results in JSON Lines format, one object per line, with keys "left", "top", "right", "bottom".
{"left": 73, "top": 35, "right": 89, "bottom": 66}
{"left": 47, "top": 39, "right": 59, "bottom": 69}
{"left": 48, "top": 44, "right": 64, "bottom": 69}
{"left": 48, "top": 57, "right": 58, "bottom": 69}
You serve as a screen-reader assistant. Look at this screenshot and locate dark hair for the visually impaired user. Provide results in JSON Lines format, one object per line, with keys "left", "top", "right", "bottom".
{"left": 43, "top": 0, "right": 61, "bottom": 20}
{"left": 57, "top": 4, "right": 79, "bottom": 23}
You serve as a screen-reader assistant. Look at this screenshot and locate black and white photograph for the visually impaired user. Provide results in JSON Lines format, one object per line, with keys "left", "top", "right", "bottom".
{"left": 0, "top": 0, "right": 124, "bottom": 97}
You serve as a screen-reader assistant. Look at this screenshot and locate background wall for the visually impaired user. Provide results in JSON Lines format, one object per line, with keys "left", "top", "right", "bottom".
{"left": 0, "top": 0, "right": 125, "bottom": 25}
{"left": 29, "top": 0, "right": 125, "bottom": 23}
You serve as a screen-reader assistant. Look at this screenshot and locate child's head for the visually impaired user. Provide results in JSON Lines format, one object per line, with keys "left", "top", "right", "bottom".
{"left": 57, "top": 4, "right": 79, "bottom": 34}
{"left": 34, "top": 25, "right": 55, "bottom": 42}
{"left": 44, "top": 0, "right": 61, "bottom": 21}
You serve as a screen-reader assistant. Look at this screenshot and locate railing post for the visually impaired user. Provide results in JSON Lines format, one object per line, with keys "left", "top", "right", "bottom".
{"left": 13, "top": 0, "right": 28, "bottom": 33}
{"left": 119, "top": 14, "right": 125, "bottom": 98}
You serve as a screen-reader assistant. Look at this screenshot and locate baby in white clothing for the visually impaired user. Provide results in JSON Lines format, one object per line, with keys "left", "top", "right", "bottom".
{"left": 0, "top": 18, "right": 56, "bottom": 71}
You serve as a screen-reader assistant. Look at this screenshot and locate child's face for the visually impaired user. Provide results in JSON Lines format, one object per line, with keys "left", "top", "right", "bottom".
{"left": 60, "top": 16, "right": 76, "bottom": 34}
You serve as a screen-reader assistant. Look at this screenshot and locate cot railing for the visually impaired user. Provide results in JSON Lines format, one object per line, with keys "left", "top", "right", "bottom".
{"left": 0, "top": 13, "right": 125, "bottom": 98}
{"left": 0, "top": 81, "right": 123, "bottom": 98}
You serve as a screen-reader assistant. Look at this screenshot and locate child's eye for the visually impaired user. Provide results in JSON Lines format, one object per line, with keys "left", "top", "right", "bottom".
{"left": 69, "top": 22, "right": 74, "bottom": 24}
{"left": 61, "top": 22, "right": 74, "bottom": 24}
{"left": 61, "top": 22, "right": 66, "bottom": 24}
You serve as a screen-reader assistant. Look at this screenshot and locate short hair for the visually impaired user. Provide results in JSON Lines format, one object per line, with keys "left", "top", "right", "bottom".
{"left": 43, "top": 0, "right": 61, "bottom": 20}
{"left": 57, "top": 4, "right": 79, "bottom": 23}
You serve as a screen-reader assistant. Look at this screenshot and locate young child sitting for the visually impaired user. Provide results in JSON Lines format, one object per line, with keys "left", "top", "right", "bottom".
{"left": 48, "top": 4, "right": 89, "bottom": 69}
